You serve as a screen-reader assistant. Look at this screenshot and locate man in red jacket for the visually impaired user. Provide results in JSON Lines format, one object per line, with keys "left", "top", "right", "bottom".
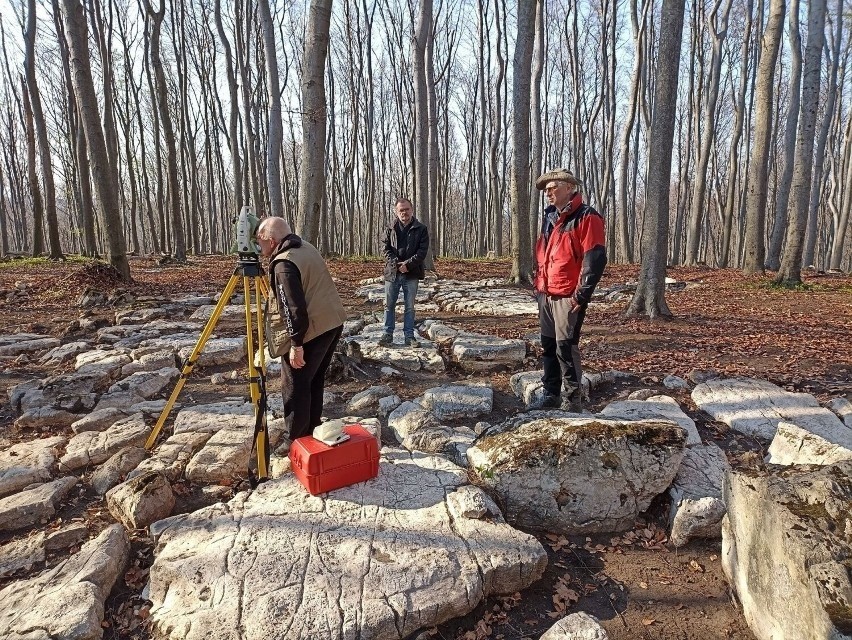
{"left": 532, "top": 169, "right": 607, "bottom": 411}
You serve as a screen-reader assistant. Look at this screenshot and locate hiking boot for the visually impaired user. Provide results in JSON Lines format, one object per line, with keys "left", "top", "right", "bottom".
{"left": 560, "top": 392, "right": 583, "bottom": 413}
{"left": 405, "top": 336, "right": 420, "bottom": 348}
{"left": 530, "top": 393, "right": 560, "bottom": 410}
{"left": 378, "top": 333, "right": 393, "bottom": 346}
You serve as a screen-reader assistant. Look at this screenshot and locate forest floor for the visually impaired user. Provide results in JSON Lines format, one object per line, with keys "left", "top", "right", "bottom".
{"left": 1, "top": 254, "right": 851, "bottom": 640}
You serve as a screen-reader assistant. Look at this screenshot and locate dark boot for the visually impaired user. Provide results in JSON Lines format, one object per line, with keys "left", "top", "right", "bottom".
{"left": 560, "top": 390, "right": 583, "bottom": 412}
{"left": 530, "top": 392, "right": 561, "bottom": 410}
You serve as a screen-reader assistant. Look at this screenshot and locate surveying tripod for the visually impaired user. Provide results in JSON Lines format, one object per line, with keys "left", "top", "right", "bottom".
{"left": 145, "top": 257, "right": 272, "bottom": 483}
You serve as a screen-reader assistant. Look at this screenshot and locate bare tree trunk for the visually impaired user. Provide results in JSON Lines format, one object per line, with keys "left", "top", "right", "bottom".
{"left": 766, "top": 0, "right": 802, "bottom": 270}
{"left": 685, "top": 0, "right": 732, "bottom": 265}
{"left": 625, "top": 0, "right": 685, "bottom": 318}
{"left": 412, "top": 0, "right": 432, "bottom": 251}
{"left": 510, "top": 0, "right": 535, "bottom": 283}
{"left": 527, "top": 0, "right": 544, "bottom": 253}
{"left": 804, "top": 0, "right": 842, "bottom": 268}
{"left": 742, "top": 0, "right": 785, "bottom": 274}
{"left": 776, "top": 0, "right": 826, "bottom": 284}
{"left": 214, "top": 0, "right": 243, "bottom": 213}
{"left": 23, "top": 0, "right": 62, "bottom": 259}
{"left": 144, "top": 0, "right": 186, "bottom": 261}
{"left": 258, "top": 0, "right": 284, "bottom": 219}
{"left": 60, "top": 0, "right": 130, "bottom": 279}
{"left": 298, "top": 0, "right": 332, "bottom": 244}
{"left": 21, "top": 81, "right": 44, "bottom": 257}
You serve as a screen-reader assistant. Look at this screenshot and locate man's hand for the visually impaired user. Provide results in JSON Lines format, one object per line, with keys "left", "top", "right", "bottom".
{"left": 568, "top": 295, "right": 582, "bottom": 314}
{"left": 398, "top": 262, "right": 409, "bottom": 273}
{"left": 289, "top": 345, "right": 306, "bottom": 369}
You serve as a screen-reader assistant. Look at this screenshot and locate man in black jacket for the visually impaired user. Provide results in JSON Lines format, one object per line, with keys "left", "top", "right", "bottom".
{"left": 380, "top": 198, "right": 429, "bottom": 347}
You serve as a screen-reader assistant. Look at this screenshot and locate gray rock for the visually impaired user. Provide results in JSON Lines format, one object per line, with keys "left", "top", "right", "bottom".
{"left": 106, "top": 472, "right": 175, "bottom": 529}
{"left": 402, "top": 426, "right": 477, "bottom": 468}
{"left": 467, "top": 417, "right": 686, "bottom": 533}
{"left": 60, "top": 414, "right": 149, "bottom": 471}
{"left": 0, "top": 476, "right": 78, "bottom": 532}
{"left": 378, "top": 395, "right": 401, "bottom": 418}
{"left": 0, "top": 532, "right": 45, "bottom": 578}
{"left": 93, "top": 391, "right": 146, "bottom": 412}
{"left": 686, "top": 368, "right": 719, "bottom": 385}
{"left": 8, "top": 378, "right": 41, "bottom": 412}
{"left": 345, "top": 324, "right": 445, "bottom": 372}
{"left": 540, "top": 612, "right": 609, "bottom": 639}
{"left": 128, "top": 399, "right": 177, "bottom": 417}
{"left": 668, "top": 443, "right": 730, "bottom": 547}
{"left": 387, "top": 400, "right": 438, "bottom": 442}
{"left": 45, "top": 522, "right": 90, "bottom": 552}
{"left": 70, "top": 407, "right": 127, "bottom": 433}
{"left": 450, "top": 332, "right": 526, "bottom": 371}
{"left": 121, "top": 349, "right": 178, "bottom": 376}
{"left": 15, "top": 406, "right": 80, "bottom": 430}
{"left": 600, "top": 396, "right": 701, "bottom": 446}
{"left": 722, "top": 461, "right": 852, "bottom": 640}
{"left": 74, "top": 348, "right": 132, "bottom": 376}
{"left": 346, "top": 385, "right": 394, "bottom": 413}
{"left": 185, "top": 425, "right": 254, "bottom": 484}
{"left": 91, "top": 446, "right": 149, "bottom": 495}
{"left": 693, "top": 377, "right": 847, "bottom": 440}
{"left": 172, "top": 400, "right": 254, "bottom": 435}
{"left": 828, "top": 397, "right": 852, "bottom": 428}
{"left": 627, "top": 389, "right": 657, "bottom": 401}
{"left": 129, "top": 431, "right": 213, "bottom": 482}
{"left": 663, "top": 374, "right": 689, "bottom": 390}
{"left": 0, "top": 336, "right": 60, "bottom": 356}
{"left": 766, "top": 420, "right": 852, "bottom": 466}
{"left": 147, "top": 450, "right": 546, "bottom": 640}
{"left": 0, "top": 436, "right": 66, "bottom": 499}
{"left": 178, "top": 337, "right": 246, "bottom": 367}
{"left": 380, "top": 366, "right": 401, "bottom": 378}
{"left": 107, "top": 366, "right": 180, "bottom": 399}
{"left": 421, "top": 384, "right": 493, "bottom": 420}
{"left": 39, "top": 341, "right": 91, "bottom": 366}
{"left": 0, "top": 524, "right": 129, "bottom": 640}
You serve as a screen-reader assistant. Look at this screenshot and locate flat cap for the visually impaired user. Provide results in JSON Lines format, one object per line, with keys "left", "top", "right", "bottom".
{"left": 535, "top": 168, "right": 582, "bottom": 190}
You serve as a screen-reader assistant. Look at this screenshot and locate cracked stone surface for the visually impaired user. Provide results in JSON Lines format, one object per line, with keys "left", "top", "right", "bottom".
{"left": 421, "top": 321, "right": 526, "bottom": 371}
{"left": 692, "top": 377, "right": 847, "bottom": 440}
{"left": 386, "top": 401, "right": 439, "bottom": 442}
{"left": 0, "top": 436, "right": 66, "bottom": 498}
{"left": 510, "top": 369, "right": 632, "bottom": 407}
{"left": 129, "top": 431, "right": 213, "bottom": 482}
{"left": 540, "top": 612, "right": 609, "bottom": 639}
{"left": 70, "top": 407, "right": 127, "bottom": 433}
{"left": 828, "top": 397, "right": 852, "bottom": 428}
{"left": 401, "top": 425, "right": 476, "bottom": 467}
{"left": 107, "top": 366, "right": 180, "bottom": 399}
{"left": 344, "top": 324, "right": 444, "bottom": 372}
{"left": 722, "top": 461, "right": 852, "bottom": 640}
{"left": 601, "top": 396, "right": 701, "bottom": 446}
{"left": 420, "top": 384, "right": 493, "bottom": 420}
{"left": 467, "top": 416, "right": 686, "bottom": 533}
{"left": 60, "top": 414, "right": 149, "bottom": 471}
{"left": 172, "top": 401, "right": 255, "bottom": 435}
{"left": 668, "top": 443, "right": 730, "bottom": 547}
{"left": 0, "top": 532, "right": 46, "bottom": 578}
{"left": 74, "top": 348, "right": 132, "bottom": 376}
{"left": 14, "top": 406, "right": 80, "bottom": 430}
{"left": 346, "top": 385, "right": 394, "bottom": 413}
{"left": 0, "top": 476, "right": 78, "bottom": 532}
{"left": 0, "top": 524, "right": 129, "bottom": 640}
{"left": 766, "top": 420, "right": 852, "bottom": 466}
{"left": 147, "top": 448, "right": 546, "bottom": 640}
{"left": 178, "top": 337, "right": 246, "bottom": 368}
{"left": 106, "top": 471, "right": 175, "bottom": 529}
{"left": 121, "top": 349, "right": 179, "bottom": 376}
{"left": 0, "top": 336, "right": 61, "bottom": 357}
{"left": 92, "top": 446, "right": 149, "bottom": 495}
{"left": 39, "top": 341, "right": 91, "bottom": 366}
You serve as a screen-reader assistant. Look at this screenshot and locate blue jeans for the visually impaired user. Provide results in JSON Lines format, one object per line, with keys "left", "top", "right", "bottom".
{"left": 384, "top": 274, "right": 419, "bottom": 339}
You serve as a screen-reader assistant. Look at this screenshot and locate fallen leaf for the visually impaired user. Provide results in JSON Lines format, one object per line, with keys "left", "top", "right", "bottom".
{"left": 689, "top": 560, "right": 705, "bottom": 573}
{"left": 642, "top": 618, "right": 656, "bottom": 626}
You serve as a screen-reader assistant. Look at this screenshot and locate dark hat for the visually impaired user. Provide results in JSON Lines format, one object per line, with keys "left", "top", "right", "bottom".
{"left": 535, "top": 168, "right": 583, "bottom": 190}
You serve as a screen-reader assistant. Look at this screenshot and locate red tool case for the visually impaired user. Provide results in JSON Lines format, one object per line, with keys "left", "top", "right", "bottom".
{"left": 289, "top": 424, "right": 380, "bottom": 495}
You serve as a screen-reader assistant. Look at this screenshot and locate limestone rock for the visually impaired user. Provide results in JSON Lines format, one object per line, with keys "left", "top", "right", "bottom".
{"left": 450, "top": 332, "right": 526, "bottom": 371}
{"left": 185, "top": 426, "right": 253, "bottom": 484}
{"left": 663, "top": 374, "right": 689, "bottom": 390}
{"left": 15, "top": 406, "right": 80, "bottom": 430}
{"left": 0, "top": 336, "right": 60, "bottom": 357}
{"left": 668, "top": 443, "right": 730, "bottom": 547}
{"left": 346, "top": 385, "right": 394, "bottom": 413}
{"left": 172, "top": 401, "right": 254, "bottom": 435}
{"left": 0, "top": 476, "right": 78, "bottom": 532}
{"left": 403, "top": 426, "right": 477, "bottom": 467}
{"left": 345, "top": 324, "right": 445, "bottom": 372}
{"left": 0, "top": 524, "right": 129, "bottom": 640}
{"left": 106, "top": 472, "right": 175, "bottom": 529}
{"left": 60, "top": 414, "right": 149, "bottom": 471}
{"left": 179, "top": 337, "right": 246, "bottom": 367}
{"left": 600, "top": 396, "right": 701, "bottom": 446}
{"left": 692, "top": 377, "right": 845, "bottom": 440}
{"left": 378, "top": 395, "right": 401, "bottom": 418}
{"left": 39, "top": 341, "right": 91, "bottom": 366}
{"left": 129, "top": 431, "right": 213, "bottom": 481}
{"left": 0, "top": 532, "right": 46, "bottom": 578}
{"left": 70, "top": 407, "right": 127, "bottom": 433}
{"left": 627, "top": 389, "right": 657, "bottom": 401}
{"left": 420, "top": 384, "right": 493, "bottom": 420}
{"left": 121, "top": 349, "right": 178, "bottom": 376}
{"left": 828, "top": 397, "right": 852, "bottom": 428}
{"left": 74, "top": 348, "right": 132, "bottom": 376}
{"left": 91, "top": 446, "right": 149, "bottom": 495}
{"left": 540, "top": 612, "right": 609, "bottom": 639}
{"left": 45, "top": 522, "right": 90, "bottom": 552}
{"left": 107, "top": 366, "right": 180, "bottom": 399}
{"left": 147, "top": 449, "right": 546, "bottom": 640}
{"left": 766, "top": 420, "right": 852, "bottom": 466}
{"left": 0, "top": 436, "right": 66, "bottom": 498}
{"left": 722, "top": 461, "right": 852, "bottom": 640}
{"left": 93, "top": 391, "right": 146, "bottom": 412}
{"left": 387, "top": 401, "right": 438, "bottom": 442}
{"left": 467, "top": 416, "right": 686, "bottom": 533}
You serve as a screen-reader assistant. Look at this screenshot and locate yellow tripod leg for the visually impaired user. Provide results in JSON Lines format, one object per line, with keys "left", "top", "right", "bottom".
{"left": 245, "top": 276, "right": 269, "bottom": 481}
{"left": 145, "top": 273, "right": 241, "bottom": 450}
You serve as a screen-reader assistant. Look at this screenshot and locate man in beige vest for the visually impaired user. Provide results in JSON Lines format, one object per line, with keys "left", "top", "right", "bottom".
{"left": 257, "top": 217, "right": 347, "bottom": 441}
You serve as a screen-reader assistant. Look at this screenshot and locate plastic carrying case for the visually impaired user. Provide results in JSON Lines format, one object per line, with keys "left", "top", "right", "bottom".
{"left": 289, "top": 424, "right": 379, "bottom": 495}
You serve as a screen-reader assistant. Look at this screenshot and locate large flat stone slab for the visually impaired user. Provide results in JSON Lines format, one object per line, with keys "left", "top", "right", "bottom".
{"left": 147, "top": 449, "right": 546, "bottom": 640}
{"left": 178, "top": 337, "right": 246, "bottom": 368}
{"left": 0, "top": 524, "right": 129, "bottom": 640}
{"left": 420, "top": 384, "right": 493, "bottom": 420}
{"left": 0, "top": 476, "right": 78, "bottom": 532}
{"left": 0, "top": 436, "right": 66, "bottom": 498}
{"left": 601, "top": 396, "right": 701, "bottom": 446}
{"left": 172, "top": 401, "right": 255, "bottom": 435}
{"left": 0, "top": 336, "right": 60, "bottom": 356}
{"left": 692, "top": 377, "right": 846, "bottom": 440}
{"left": 128, "top": 431, "right": 213, "bottom": 482}
{"left": 767, "top": 420, "right": 852, "bottom": 466}
{"left": 468, "top": 416, "right": 686, "bottom": 533}
{"left": 184, "top": 426, "right": 254, "bottom": 484}
{"left": 344, "top": 324, "right": 445, "bottom": 372}
{"left": 60, "top": 414, "right": 149, "bottom": 471}
{"left": 723, "top": 461, "right": 852, "bottom": 640}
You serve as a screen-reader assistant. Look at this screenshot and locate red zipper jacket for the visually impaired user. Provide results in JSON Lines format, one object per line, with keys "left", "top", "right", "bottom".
{"left": 534, "top": 193, "right": 607, "bottom": 302}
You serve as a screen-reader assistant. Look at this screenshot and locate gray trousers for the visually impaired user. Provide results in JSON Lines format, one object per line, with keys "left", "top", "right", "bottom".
{"left": 538, "top": 293, "right": 586, "bottom": 398}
